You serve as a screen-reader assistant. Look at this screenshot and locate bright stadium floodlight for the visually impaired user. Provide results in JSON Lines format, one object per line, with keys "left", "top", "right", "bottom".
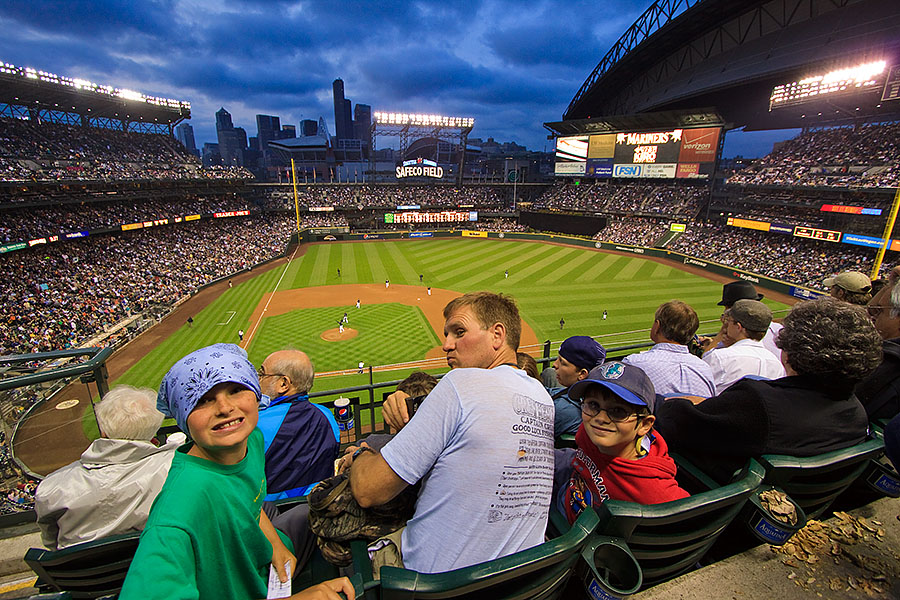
{"left": 0, "top": 60, "right": 191, "bottom": 109}
{"left": 770, "top": 59, "right": 886, "bottom": 109}
{"left": 373, "top": 111, "right": 474, "bottom": 128}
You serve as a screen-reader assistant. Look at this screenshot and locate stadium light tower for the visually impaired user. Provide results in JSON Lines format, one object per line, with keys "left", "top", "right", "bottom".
{"left": 371, "top": 112, "right": 475, "bottom": 185}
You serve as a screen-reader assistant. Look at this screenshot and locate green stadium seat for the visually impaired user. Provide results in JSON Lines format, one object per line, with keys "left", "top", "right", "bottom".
{"left": 24, "top": 532, "right": 140, "bottom": 599}
{"left": 349, "top": 507, "right": 632, "bottom": 599}
{"left": 756, "top": 436, "right": 886, "bottom": 520}
{"left": 576, "top": 457, "right": 765, "bottom": 588}
{"left": 555, "top": 433, "right": 576, "bottom": 448}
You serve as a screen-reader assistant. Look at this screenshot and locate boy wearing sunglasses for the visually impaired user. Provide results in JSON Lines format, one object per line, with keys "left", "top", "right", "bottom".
{"left": 555, "top": 362, "right": 688, "bottom": 524}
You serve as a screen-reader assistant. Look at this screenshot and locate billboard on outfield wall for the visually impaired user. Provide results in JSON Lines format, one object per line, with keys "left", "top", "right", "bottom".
{"left": 555, "top": 127, "right": 720, "bottom": 180}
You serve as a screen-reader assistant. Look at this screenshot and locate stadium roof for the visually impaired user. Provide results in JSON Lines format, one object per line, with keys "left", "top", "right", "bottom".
{"left": 544, "top": 108, "right": 724, "bottom": 136}
{"left": 565, "top": 0, "right": 900, "bottom": 130}
{"left": 0, "top": 62, "right": 190, "bottom": 125}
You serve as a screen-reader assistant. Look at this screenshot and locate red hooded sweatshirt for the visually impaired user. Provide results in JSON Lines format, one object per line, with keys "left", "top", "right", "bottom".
{"left": 563, "top": 425, "right": 689, "bottom": 524}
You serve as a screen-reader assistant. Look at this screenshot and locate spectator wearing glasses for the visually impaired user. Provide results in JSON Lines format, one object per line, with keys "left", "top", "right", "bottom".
{"left": 657, "top": 298, "right": 880, "bottom": 483}
{"left": 856, "top": 274, "right": 900, "bottom": 420}
{"left": 554, "top": 362, "right": 688, "bottom": 525}
{"left": 257, "top": 350, "right": 339, "bottom": 500}
{"left": 702, "top": 300, "right": 785, "bottom": 394}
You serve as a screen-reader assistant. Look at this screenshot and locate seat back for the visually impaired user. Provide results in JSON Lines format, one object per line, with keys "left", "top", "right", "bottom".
{"left": 24, "top": 533, "right": 140, "bottom": 599}
{"left": 356, "top": 508, "right": 601, "bottom": 600}
{"left": 594, "top": 458, "right": 764, "bottom": 587}
{"left": 758, "top": 437, "right": 885, "bottom": 519}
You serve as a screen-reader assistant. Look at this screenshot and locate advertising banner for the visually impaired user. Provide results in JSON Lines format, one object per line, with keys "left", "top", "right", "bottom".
{"left": 586, "top": 158, "right": 613, "bottom": 178}
{"left": 462, "top": 231, "right": 487, "bottom": 238}
{"left": 769, "top": 223, "right": 794, "bottom": 234}
{"left": 0, "top": 242, "right": 27, "bottom": 254}
{"left": 842, "top": 233, "right": 885, "bottom": 248}
{"left": 409, "top": 232, "right": 433, "bottom": 238}
{"left": 555, "top": 162, "right": 586, "bottom": 176}
{"left": 65, "top": 231, "right": 89, "bottom": 239}
{"left": 727, "top": 217, "right": 771, "bottom": 232}
{"left": 588, "top": 134, "right": 616, "bottom": 158}
{"left": 122, "top": 222, "right": 144, "bottom": 231}
{"left": 677, "top": 127, "right": 720, "bottom": 163}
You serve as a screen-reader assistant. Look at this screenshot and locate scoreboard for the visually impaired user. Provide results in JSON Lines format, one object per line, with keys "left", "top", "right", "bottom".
{"left": 555, "top": 127, "right": 720, "bottom": 180}
{"left": 384, "top": 211, "right": 477, "bottom": 224}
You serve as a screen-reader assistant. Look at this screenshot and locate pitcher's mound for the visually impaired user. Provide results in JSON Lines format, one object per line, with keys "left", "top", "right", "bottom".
{"left": 321, "top": 327, "right": 359, "bottom": 341}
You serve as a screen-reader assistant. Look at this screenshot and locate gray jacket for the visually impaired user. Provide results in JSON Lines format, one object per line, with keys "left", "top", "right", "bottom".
{"left": 35, "top": 434, "right": 184, "bottom": 550}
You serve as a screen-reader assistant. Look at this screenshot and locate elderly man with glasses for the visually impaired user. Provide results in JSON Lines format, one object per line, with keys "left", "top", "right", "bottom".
{"left": 257, "top": 349, "right": 340, "bottom": 500}
{"left": 856, "top": 272, "right": 900, "bottom": 420}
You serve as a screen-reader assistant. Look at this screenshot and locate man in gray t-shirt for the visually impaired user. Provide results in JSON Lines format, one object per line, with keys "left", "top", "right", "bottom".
{"left": 347, "top": 292, "right": 555, "bottom": 573}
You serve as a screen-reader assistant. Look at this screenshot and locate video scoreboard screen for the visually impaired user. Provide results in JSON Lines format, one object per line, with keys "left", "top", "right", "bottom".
{"left": 384, "top": 211, "right": 477, "bottom": 224}
{"left": 555, "top": 127, "right": 720, "bottom": 180}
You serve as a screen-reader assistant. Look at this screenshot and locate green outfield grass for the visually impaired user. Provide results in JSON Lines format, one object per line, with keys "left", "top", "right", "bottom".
{"left": 112, "top": 238, "right": 790, "bottom": 394}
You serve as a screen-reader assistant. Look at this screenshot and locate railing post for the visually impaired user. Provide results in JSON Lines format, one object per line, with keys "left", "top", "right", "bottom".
{"left": 542, "top": 339, "right": 552, "bottom": 372}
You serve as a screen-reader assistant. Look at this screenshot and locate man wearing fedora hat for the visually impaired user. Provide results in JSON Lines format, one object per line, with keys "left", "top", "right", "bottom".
{"left": 699, "top": 280, "right": 783, "bottom": 360}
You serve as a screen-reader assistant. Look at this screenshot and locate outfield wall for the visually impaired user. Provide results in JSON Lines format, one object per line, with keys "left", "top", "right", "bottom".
{"left": 298, "top": 228, "right": 825, "bottom": 301}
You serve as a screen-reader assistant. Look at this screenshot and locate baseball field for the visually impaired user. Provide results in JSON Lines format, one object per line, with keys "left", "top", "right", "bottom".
{"left": 113, "top": 237, "right": 790, "bottom": 391}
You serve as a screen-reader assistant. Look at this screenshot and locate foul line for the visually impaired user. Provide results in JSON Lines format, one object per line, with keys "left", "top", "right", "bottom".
{"left": 242, "top": 246, "right": 300, "bottom": 349}
{"left": 218, "top": 311, "right": 236, "bottom": 326}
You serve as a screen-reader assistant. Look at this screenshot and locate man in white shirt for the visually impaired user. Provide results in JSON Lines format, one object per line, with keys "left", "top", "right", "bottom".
{"left": 348, "top": 292, "right": 554, "bottom": 573}
{"left": 703, "top": 299, "right": 785, "bottom": 394}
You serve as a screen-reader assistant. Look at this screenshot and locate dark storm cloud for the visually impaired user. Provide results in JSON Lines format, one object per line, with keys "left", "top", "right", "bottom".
{"left": 0, "top": 0, "right": 656, "bottom": 149}
{"left": 2, "top": 0, "right": 176, "bottom": 37}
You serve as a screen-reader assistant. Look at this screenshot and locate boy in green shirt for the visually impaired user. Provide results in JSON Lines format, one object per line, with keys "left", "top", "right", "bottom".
{"left": 120, "top": 343, "right": 352, "bottom": 600}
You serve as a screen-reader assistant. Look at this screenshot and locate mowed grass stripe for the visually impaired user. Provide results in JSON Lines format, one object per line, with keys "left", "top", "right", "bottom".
{"left": 341, "top": 243, "right": 357, "bottom": 281}
{"left": 572, "top": 254, "right": 624, "bottom": 283}
{"left": 385, "top": 242, "right": 421, "bottom": 283}
{"left": 454, "top": 243, "right": 556, "bottom": 289}
{"left": 364, "top": 242, "right": 389, "bottom": 283}
{"left": 535, "top": 248, "right": 596, "bottom": 285}
{"left": 353, "top": 243, "right": 374, "bottom": 282}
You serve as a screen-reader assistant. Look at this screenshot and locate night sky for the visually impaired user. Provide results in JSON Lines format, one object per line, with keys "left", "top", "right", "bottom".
{"left": 0, "top": 1, "right": 793, "bottom": 157}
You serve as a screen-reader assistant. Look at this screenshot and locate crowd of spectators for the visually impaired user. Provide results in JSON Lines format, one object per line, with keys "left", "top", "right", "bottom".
{"left": 533, "top": 181, "right": 707, "bottom": 217}
{"left": 667, "top": 222, "right": 897, "bottom": 288}
{"left": 264, "top": 185, "right": 508, "bottom": 210}
{"left": 727, "top": 122, "right": 900, "bottom": 188}
{"left": 0, "top": 214, "right": 304, "bottom": 355}
{"left": 596, "top": 217, "right": 673, "bottom": 246}
{"left": 0, "top": 117, "right": 252, "bottom": 183}
{"left": 0, "top": 196, "right": 257, "bottom": 243}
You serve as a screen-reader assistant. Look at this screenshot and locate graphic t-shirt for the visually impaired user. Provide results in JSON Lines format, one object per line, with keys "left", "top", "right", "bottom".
{"left": 381, "top": 365, "right": 555, "bottom": 573}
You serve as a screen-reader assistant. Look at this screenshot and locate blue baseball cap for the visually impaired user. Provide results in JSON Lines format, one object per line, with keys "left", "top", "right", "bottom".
{"left": 568, "top": 361, "right": 656, "bottom": 411}
{"left": 559, "top": 336, "right": 606, "bottom": 371}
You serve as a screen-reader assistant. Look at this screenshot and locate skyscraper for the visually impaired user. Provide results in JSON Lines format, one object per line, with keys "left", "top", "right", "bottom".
{"left": 332, "top": 79, "right": 349, "bottom": 141}
{"left": 175, "top": 122, "right": 197, "bottom": 154}
{"left": 354, "top": 103, "right": 372, "bottom": 152}
{"left": 216, "top": 108, "right": 246, "bottom": 166}
{"left": 256, "top": 114, "right": 281, "bottom": 152}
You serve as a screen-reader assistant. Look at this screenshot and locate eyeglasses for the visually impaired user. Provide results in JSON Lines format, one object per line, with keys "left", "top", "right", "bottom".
{"left": 580, "top": 400, "right": 641, "bottom": 422}
{"left": 256, "top": 367, "right": 286, "bottom": 379}
{"left": 866, "top": 305, "right": 891, "bottom": 319}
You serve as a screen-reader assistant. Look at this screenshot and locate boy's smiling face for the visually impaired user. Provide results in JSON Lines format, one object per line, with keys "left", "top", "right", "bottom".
{"left": 581, "top": 385, "right": 654, "bottom": 459}
{"left": 186, "top": 381, "right": 259, "bottom": 464}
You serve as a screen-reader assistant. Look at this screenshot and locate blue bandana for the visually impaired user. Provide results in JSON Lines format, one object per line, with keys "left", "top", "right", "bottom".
{"left": 157, "top": 343, "right": 261, "bottom": 434}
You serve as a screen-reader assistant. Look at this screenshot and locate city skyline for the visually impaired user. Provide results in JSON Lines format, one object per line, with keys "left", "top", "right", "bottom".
{"left": 0, "top": 1, "right": 796, "bottom": 157}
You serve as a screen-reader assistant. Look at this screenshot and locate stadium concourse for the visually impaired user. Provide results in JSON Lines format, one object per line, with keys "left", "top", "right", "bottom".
{"left": 0, "top": 112, "right": 899, "bottom": 597}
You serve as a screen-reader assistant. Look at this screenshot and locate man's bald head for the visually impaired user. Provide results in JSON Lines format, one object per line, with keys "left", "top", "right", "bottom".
{"left": 260, "top": 349, "right": 315, "bottom": 398}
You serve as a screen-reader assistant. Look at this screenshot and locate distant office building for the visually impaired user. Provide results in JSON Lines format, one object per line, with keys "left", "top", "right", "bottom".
{"left": 216, "top": 107, "right": 247, "bottom": 167}
{"left": 201, "top": 142, "right": 221, "bottom": 167}
{"left": 256, "top": 114, "right": 281, "bottom": 152}
{"left": 175, "top": 122, "right": 197, "bottom": 154}
{"left": 300, "top": 119, "right": 318, "bottom": 137}
{"left": 354, "top": 103, "right": 371, "bottom": 153}
{"left": 281, "top": 124, "right": 296, "bottom": 139}
{"left": 215, "top": 108, "right": 233, "bottom": 132}
{"left": 332, "top": 79, "right": 356, "bottom": 141}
